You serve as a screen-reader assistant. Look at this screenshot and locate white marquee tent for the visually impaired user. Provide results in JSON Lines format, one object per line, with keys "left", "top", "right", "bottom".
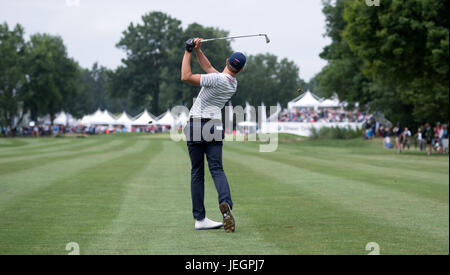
{"left": 79, "top": 109, "right": 117, "bottom": 125}
{"left": 53, "top": 112, "right": 77, "bottom": 126}
{"left": 288, "top": 91, "right": 322, "bottom": 109}
{"left": 80, "top": 114, "right": 93, "bottom": 125}
{"left": 115, "top": 111, "right": 133, "bottom": 126}
{"left": 154, "top": 110, "right": 175, "bottom": 127}
{"left": 80, "top": 109, "right": 103, "bottom": 125}
{"left": 320, "top": 98, "right": 341, "bottom": 108}
{"left": 99, "top": 110, "right": 117, "bottom": 125}
{"left": 115, "top": 111, "right": 133, "bottom": 131}
{"left": 131, "top": 109, "right": 155, "bottom": 126}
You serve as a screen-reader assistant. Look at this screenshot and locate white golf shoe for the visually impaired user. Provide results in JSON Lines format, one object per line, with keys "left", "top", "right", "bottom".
{"left": 195, "top": 217, "right": 223, "bottom": 230}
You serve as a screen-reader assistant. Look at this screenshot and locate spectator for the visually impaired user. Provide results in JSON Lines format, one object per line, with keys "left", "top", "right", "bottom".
{"left": 438, "top": 123, "right": 445, "bottom": 154}
{"left": 442, "top": 124, "right": 449, "bottom": 154}
{"left": 433, "top": 126, "right": 440, "bottom": 153}
{"left": 424, "top": 123, "right": 433, "bottom": 155}
{"left": 383, "top": 127, "right": 394, "bottom": 149}
{"left": 403, "top": 127, "right": 411, "bottom": 150}
{"left": 416, "top": 126, "right": 425, "bottom": 151}
{"left": 393, "top": 123, "right": 403, "bottom": 154}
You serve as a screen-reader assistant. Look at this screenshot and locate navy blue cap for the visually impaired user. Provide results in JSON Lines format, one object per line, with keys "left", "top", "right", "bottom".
{"left": 228, "top": 52, "right": 246, "bottom": 70}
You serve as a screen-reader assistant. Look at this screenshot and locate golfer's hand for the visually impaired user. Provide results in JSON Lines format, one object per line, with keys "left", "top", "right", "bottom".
{"left": 194, "top": 38, "right": 202, "bottom": 50}
{"left": 185, "top": 38, "right": 195, "bottom": 53}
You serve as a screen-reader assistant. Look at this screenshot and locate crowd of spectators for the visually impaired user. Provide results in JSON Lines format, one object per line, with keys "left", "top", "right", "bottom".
{"left": 278, "top": 108, "right": 368, "bottom": 123}
{"left": 1, "top": 124, "right": 171, "bottom": 137}
{"left": 381, "top": 122, "right": 448, "bottom": 155}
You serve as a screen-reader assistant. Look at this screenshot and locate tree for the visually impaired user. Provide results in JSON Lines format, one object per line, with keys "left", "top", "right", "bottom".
{"left": 235, "top": 53, "right": 306, "bottom": 108}
{"left": 314, "top": 0, "right": 378, "bottom": 108}
{"left": 25, "top": 34, "right": 79, "bottom": 124}
{"left": 113, "top": 11, "right": 183, "bottom": 115}
{"left": 68, "top": 66, "right": 96, "bottom": 118}
{"left": 313, "top": 0, "right": 437, "bottom": 127}
{"left": 0, "top": 23, "right": 28, "bottom": 130}
{"left": 343, "top": 0, "right": 449, "bottom": 123}
{"left": 110, "top": 15, "right": 235, "bottom": 115}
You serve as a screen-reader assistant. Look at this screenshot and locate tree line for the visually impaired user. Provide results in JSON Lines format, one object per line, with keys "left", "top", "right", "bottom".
{"left": 0, "top": 11, "right": 306, "bottom": 130}
{"left": 2, "top": 4, "right": 448, "bottom": 131}
{"left": 311, "top": 0, "right": 448, "bottom": 127}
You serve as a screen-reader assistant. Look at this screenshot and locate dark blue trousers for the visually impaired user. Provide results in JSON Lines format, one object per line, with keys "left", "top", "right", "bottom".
{"left": 185, "top": 120, "right": 233, "bottom": 220}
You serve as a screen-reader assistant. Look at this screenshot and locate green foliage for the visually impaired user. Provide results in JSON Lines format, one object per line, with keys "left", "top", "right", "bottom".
{"left": 1, "top": 13, "right": 308, "bottom": 124}
{"left": 110, "top": 14, "right": 239, "bottom": 114}
{"left": 68, "top": 63, "right": 124, "bottom": 118}
{"left": 313, "top": 0, "right": 391, "bottom": 115}
{"left": 309, "top": 125, "right": 363, "bottom": 140}
{"left": 25, "top": 33, "right": 79, "bottom": 123}
{"left": 315, "top": 0, "right": 449, "bottom": 127}
{"left": 0, "top": 23, "right": 27, "bottom": 128}
{"left": 235, "top": 54, "right": 306, "bottom": 108}
{"left": 313, "top": 0, "right": 371, "bottom": 105}
{"left": 110, "top": 12, "right": 306, "bottom": 114}
{"left": 342, "top": 0, "right": 449, "bottom": 123}
{"left": 112, "top": 12, "right": 184, "bottom": 115}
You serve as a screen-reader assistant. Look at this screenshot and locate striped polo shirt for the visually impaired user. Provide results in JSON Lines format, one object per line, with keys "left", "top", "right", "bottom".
{"left": 189, "top": 73, "right": 237, "bottom": 121}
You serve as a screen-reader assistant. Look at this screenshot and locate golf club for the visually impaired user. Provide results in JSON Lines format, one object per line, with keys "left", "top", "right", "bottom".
{"left": 200, "top": 34, "right": 270, "bottom": 44}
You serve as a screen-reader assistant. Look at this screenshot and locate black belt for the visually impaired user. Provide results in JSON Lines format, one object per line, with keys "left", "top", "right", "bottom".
{"left": 189, "top": 117, "right": 212, "bottom": 123}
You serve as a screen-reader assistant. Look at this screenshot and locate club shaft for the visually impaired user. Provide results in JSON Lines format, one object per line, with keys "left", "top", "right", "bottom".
{"left": 201, "top": 34, "right": 265, "bottom": 43}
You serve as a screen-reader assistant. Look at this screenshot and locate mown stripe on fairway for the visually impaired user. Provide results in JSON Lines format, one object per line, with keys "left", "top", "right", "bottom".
{"left": 278, "top": 140, "right": 449, "bottom": 172}
{"left": 0, "top": 139, "right": 124, "bottom": 175}
{"left": 221, "top": 154, "right": 394, "bottom": 254}
{"left": 85, "top": 140, "right": 283, "bottom": 255}
{"left": 0, "top": 138, "right": 103, "bottom": 163}
{"left": 222, "top": 144, "right": 448, "bottom": 254}
{"left": 0, "top": 138, "right": 30, "bottom": 148}
{"left": 226, "top": 142, "right": 449, "bottom": 203}
{"left": 0, "top": 139, "right": 158, "bottom": 254}
{"left": 82, "top": 140, "right": 184, "bottom": 254}
{"left": 0, "top": 139, "right": 137, "bottom": 207}
{"left": 0, "top": 138, "right": 75, "bottom": 155}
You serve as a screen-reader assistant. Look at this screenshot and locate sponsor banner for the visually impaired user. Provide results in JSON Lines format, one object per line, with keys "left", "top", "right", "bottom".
{"left": 262, "top": 122, "right": 363, "bottom": 137}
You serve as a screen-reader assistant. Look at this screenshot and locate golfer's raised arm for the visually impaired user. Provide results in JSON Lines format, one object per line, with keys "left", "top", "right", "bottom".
{"left": 194, "top": 38, "right": 218, "bottom": 74}
{"left": 181, "top": 40, "right": 201, "bottom": 86}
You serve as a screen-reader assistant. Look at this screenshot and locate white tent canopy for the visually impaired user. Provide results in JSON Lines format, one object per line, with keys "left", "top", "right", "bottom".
{"left": 288, "top": 91, "right": 322, "bottom": 109}
{"left": 99, "top": 110, "right": 117, "bottom": 125}
{"left": 131, "top": 109, "right": 155, "bottom": 126}
{"left": 320, "top": 98, "right": 340, "bottom": 108}
{"left": 38, "top": 114, "right": 52, "bottom": 125}
{"left": 80, "top": 109, "right": 102, "bottom": 125}
{"left": 115, "top": 111, "right": 133, "bottom": 126}
{"left": 154, "top": 110, "right": 175, "bottom": 126}
{"left": 80, "top": 114, "right": 93, "bottom": 125}
{"left": 79, "top": 109, "right": 116, "bottom": 125}
{"left": 53, "top": 111, "right": 77, "bottom": 125}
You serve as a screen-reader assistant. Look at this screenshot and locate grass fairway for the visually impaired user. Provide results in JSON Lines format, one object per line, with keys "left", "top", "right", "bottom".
{"left": 0, "top": 134, "right": 448, "bottom": 255}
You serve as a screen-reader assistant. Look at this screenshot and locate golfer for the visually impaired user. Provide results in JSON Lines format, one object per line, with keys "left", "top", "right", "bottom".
{"left": 181, "top": 37, "right": 246, "bottom": 232}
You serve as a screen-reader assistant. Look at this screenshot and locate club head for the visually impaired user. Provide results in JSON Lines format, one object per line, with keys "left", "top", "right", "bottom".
{"left": 264, "top": 34, "right": 270, "bottom": 44}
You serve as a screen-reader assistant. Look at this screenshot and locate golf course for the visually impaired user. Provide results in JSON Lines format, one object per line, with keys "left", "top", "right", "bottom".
{"left": 0, "top": 134, "right": 448, "bottom": 255}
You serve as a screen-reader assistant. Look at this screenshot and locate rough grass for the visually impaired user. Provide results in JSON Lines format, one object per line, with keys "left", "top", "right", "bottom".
{"left": 0, "top": 134, "right": 448, "bottom": 254}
